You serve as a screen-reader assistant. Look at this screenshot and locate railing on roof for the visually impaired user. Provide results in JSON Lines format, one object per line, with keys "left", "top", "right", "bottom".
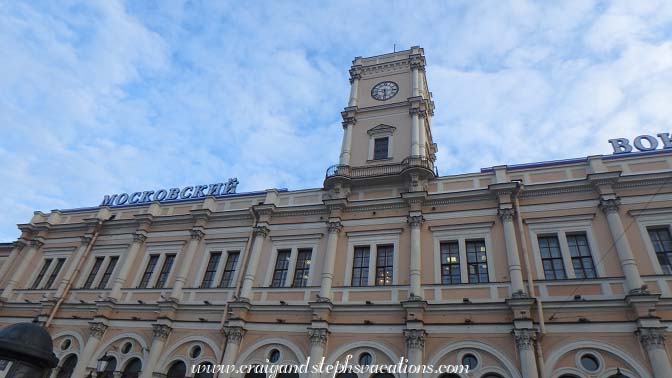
{"left": 325, "top": 156, "right": 437, "bottom": 180}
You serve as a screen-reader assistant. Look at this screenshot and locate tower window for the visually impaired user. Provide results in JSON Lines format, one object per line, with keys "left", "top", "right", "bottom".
{"left": 271, "top": 250, "right": 291, "bottom": 287}
{"left": 538, "top": 235, "right": 566, "bottom": 280}
{"left": 373, "top": 137, "right": 389, "bottom": 160}
{"left": 352, "top": 246, "right": 370, "bottom": 287}
{"left": 648, "top": 227, "right": 672, "bottom": 274}
{"left": 375, "top": 245, "right": 394, "bottom": 286}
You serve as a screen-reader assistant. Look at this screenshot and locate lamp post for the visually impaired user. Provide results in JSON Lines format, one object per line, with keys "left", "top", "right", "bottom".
{"left": 96, "top": 353, "right": 110, "bottom": 377}
{"left": 613, "top": 367, "right": 627, "bottom": 378}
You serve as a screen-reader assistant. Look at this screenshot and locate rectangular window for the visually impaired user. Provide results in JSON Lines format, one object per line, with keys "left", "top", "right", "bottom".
{"left": 440, "top": 241, "right": 461, "bottom": 284}
{"left": 375, "top": 245, "right": 394, "bottom": 286}
{"left": 44, "top": 258, "right": 65, "bottom": 289}
{"left": 155, "top": 254, "right": 176, "bottom": 288}
{"left": 31, "top": 259, "right": 52, "bottom": 289}
{"left": 466, "top": 239, "right": 489, "bottom": 283}
{"left": 219, "top": 251, "right": 240, "bottom": 288}
{"left": 538, "top": 235, "right": 566, "bottom": 280}
{"left": 83, "top": 257, "right": 104, "bottom": 289}
{"left": 271, "top": 250, "right": 291, "bottom": 287}
{"left": 201, "top": 252, "right": 222, "bottom": 288}
{"left": 352, "top": 246, "right": 370, "bottom": 287}
{"left": 97, "top": 257, "right": 118, "bottom": 289}
{"left": 373, "top": 137, "right": 389, "bottom": 160}
{"left": 567, "top": 233, "right": 596, "bottom": 279}
{"left": 648, "top": 227, "right": 672, "bottom": 274}
{"left": 292, "top": 249, "right": 312, "bottom": 287}
{"left": 138, "top": 255, "right": 159, "bottom": 288}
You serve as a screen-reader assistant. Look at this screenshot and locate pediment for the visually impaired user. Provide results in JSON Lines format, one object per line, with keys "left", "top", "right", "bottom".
{"left": 367, "top": 124, "right": 397, "bottom": 136}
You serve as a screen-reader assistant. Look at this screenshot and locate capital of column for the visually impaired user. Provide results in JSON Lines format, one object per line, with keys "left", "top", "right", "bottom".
{"left": 80, "top": 235, "right": 93, "bottom": 246}
{"left": 410, "top": 54, "right": 426, "bottom": 70}
{"left": 498, "top": 208, "right": 516, "bottom": 222}
{"left": 253, "top": 226, "right": 270, "bottom": 238}
{"left": 308, "top": 328, "right": 330, "bottom": 347}
{"left": 327, "top": 221, "right": 342, "bottom": 234}
{"left": 637, "top": 327, "right": 667, "bottom": 350}
{"left": 222, "top": 326, "right": 246, "bottom": 345}
{"left": 407, "top": 215, "right": 424, "bottom": 228}
{"left": 349, "top": 66, "right": 362, "bottom": 82}
{"left": 190, "top": 229, "right": 205, "bottom": 241}
{"left": 404, "top": 329, "right": 426, "bottom": 350}
{"left": 133, "top": 233, "right": 147, "bottom": 243}
{"left": 341, "top": 117, "right": 357, "bottom": 128}
{"left": 89, "top": 322, "right": 108, "bottom": 338}
{"left": 30, "top": 238, "right": 45, "bottom": 249}
{"left": 513, "top": 328, "right": 537, "bottom": 350}
{"left": 152, "top": 324, "right": 172, "bottom": 341}
{"left": 13, "top": 239, "right": 27, "bottom": 250}
{"left": 599, "top": 197, "right": 621, "bottom": 214}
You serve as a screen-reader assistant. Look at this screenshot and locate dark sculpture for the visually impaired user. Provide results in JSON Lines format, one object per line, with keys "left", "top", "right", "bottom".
{"left": 0, "top": 322, "right": 58, "bottom": 378}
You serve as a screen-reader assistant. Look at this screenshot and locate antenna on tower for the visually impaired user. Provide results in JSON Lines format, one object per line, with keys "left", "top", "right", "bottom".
{"left": 393, "top": 43, "right": 396, "bottom": 52}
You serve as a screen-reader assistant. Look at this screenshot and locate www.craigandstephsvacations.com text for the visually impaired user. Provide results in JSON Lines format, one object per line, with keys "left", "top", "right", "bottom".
{"left": 190, "top": 355, "right": 469, "bottom": 377}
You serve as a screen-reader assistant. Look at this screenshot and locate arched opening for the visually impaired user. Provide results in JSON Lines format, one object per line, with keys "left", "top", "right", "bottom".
{"left": 55, "top": 354, "right": 78, "bottom": 378}
{"left": 194, "top": 362, "right": 215, "bottom": 378}
{"left": 121, "top": 358, "right": 142, "bottom": 378}
{"left": 98, "top": 356, "right": 117, "bottom": 378}
{"left": 167, "top": 361, "right": 187, "bottom": 378}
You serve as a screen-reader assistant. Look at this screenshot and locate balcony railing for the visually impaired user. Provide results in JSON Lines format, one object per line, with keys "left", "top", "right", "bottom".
{"left": 326, "top": 156, "right": 437, "bottom": 180}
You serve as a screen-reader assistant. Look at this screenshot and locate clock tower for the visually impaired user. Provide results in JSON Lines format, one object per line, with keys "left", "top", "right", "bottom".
{"left": 325, "top": 46, "right": 437, "bottom": 193}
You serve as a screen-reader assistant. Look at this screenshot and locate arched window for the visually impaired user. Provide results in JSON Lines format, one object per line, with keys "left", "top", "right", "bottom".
{"left": 121, "top": 358, "right": 142, "bottom": 378}
{"left": 167, "top": 361, "right": 187, "bottom": 378}
{"left": 194, "top": 362, "right": 215, "bottom": 378}
{"left": 55, "top": 354, "right": 78, "bottom": 378}
{"left": 98, "top": 356, "right": 117, "bottom": 378}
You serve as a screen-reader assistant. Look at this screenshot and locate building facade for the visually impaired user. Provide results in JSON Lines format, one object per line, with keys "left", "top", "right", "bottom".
{"left": 1, "top": 47, "right": 672, "bottom": 378}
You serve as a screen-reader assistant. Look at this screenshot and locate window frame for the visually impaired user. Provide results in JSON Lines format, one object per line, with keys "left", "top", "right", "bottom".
{"left": 526, "top": 214, "right": 604, "bottom": 280}
{"left": 27, "top": 249, "right": 73, "bottom": 291}
{"left": 133, "top": 243, "right": 183, "bottom": 289}
{"left": 193, "top": 239, "right": 246, "bottom": 289}
{"left": 345, "top": 229, "right": 401, "bottom": 287}
{"left": 537, "top": 234, "right": 567, "bottom": 280}
{"left": 372, "top": 137, "right": 390, "bottom": 161}
{"left": 97, "top": 256, "right": 119, "bottom": 289}
{"left": 366, "top": 124, "right": 396, "bottom": 162}
{"left": 439, "top": 241, "right": 461, "bottom": 284}
{"left": 154, "top": 253, "right": 176, "bottom": 288}
{"left": 218, "top": 251, "right": 240, "bottom": 288}
{"left": 351, "top": 246, "right": 371, "bottom": 287}
{"left": 200, "top": 252, "right": 222, "bottom": 288}
{"left": 76, "top": 246, "right": 124, "bottom": 290}
{"left": 630, "top": 208, "right": 672, "bottom": 276}
{"left": 431, "top": 222, "right": 496, "bottom": 285}
{"left": 264, "top": 234, "right": 321, "bottom": 288}
{"left": 292, "top": 248, "right": 313, "bottom": 287}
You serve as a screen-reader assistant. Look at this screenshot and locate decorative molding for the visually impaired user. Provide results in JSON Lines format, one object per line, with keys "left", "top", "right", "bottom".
{"left": 429, "top": 222, "right": 495, "bottom": 233}
{"left": 13, "top": 239, "right": 27, "bottom": 250}
{"left": 599, "top": 198, "right": 620, "bottom": 214}
{"left": 30, "top": 239, "right": 45, "bottom": 249}
{"left": 327, "top": 221, "right": 342, "bottom": 234}
{"left": 513, "top": 328, "right": 537, "bottom": 350}
{"left": 190, "top": 229, "right": 205, "bottom": 241}
{"left": 253, "top": 226, "right": 270, "bottom": 238}
{"left": 637, "top": 327, "right": 667, "bottom": 350}
{"left": 407, "top": 215, "right": 424, "bottom": 228}
{"left": 89, "top": 322, "right": 108, "bottom": 338}
{"left": 367, "top": 124, "right": 397, "bottom": 136}
{"left": 152, "top": 324, "right": 172, "bottom": 341}
{"left": 133, "top": 233, "right": 147, "bottom": 243}
{"left": 308, "top": 328, "right": 329, "bottom": 347}
{"left": 360, "top": 60, "right": 409, "bottom": 77}
{"left": 222, "top": 326, "right": 246, "bottom": 345}
{"left": 498, "top": 208, "right": 515, "bottom": 222}
{"left": 523, "top": 214, "right": 595, "bottom": 225}
{"left": 404, "top": 329, "right": 426, "bottom": 350}
{"left": 80, "top": 236, "right": 93, "bottom": 245}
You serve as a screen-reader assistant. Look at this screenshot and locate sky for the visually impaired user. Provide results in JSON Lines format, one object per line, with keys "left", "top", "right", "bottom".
{"left": 1, "top": 0, "right": 672, "bottom": 241}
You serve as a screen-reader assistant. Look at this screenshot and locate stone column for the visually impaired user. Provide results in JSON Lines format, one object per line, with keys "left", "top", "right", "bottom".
{"left": 404, "top": 329, "right": 426, "bottom": 377}
{"left": 348, "top": 67, "right": 361, "bottom": 107}
{"left": 55, "top": 236, "right": 92, "bottom": 299}
{"left": 0, "top": 239, "right": 26, "bottom": 287}
{"left": 1, "top": 238, "right": 43, "bottom": 301}
{"left": 599, "top": 197, "right": 646, "bottom": 293}
{"left": 140, "top": 324, "right": 172, "bottom": 378}
{"left": 72, "top": 322, "right": 108, "bottom": 378}
{"left": 308, "top": 328, "right": 329, "bottom": 378}
{"left": 513, "top": 328, "right": 539, "bottom": 378}
{"left": 240, "top": 226, "right": 269, "bottom": 300}
{"left": 339, "top": 115, "right": 355, "bottom": 166}
{"left": 319, "top": 220, "right": 342, "bottom": 301}
{"left": 498, "top": 208, "right": 526, "bottom": 296}
{"left": 410, "top": 109, "right": 420, "bottom": 156}
{"left": 407, "top": 214, "right": 424, "bottom": 300}
{"left": 109, "top": 233, "right": 147, "bottom": 302}
{"left": 637, "top": 327, "right": 672, "bottom": 378}
{"left": 221, "top": 326, "right": 246, "bottom": 373}
{"left": 170, "top": 229, "right": 205, "bottom": 301}
{"left": 418, "top": 113, "right": 427, "bottom": 158}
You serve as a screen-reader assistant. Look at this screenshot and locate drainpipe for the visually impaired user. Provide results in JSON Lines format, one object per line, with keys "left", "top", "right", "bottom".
{"left": 217, "top": 207, "right": 257, "bottom": 375}
{"left": 44, "top": 220, "right": 104, "bottom": 329}
{"left": 513, "top": 190, "right": 546, "bottom": 377}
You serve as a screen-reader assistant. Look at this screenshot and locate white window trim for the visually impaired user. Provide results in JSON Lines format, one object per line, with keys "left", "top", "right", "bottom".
{"left": 525, "top": 214, "right": 604, "bottom": 280}
{"left": 629, "top": 207, "right": 672, "bottom": 275}
{"left": 345, "top": 229, "right": 402, "bottom": 287}
{"left": 367, "top": 125, "right": 396, "bottom": 161}
{"left": 27, "top": 249, "right": 72, "bottom": 290}
{"left": 76, "top": 246, "right": 125, "bottom": 288}
{"left": 133, "top": 243, "right": 182, "bottom": 289}
{"left": 265, "top": 234, "right": 322, "bottom": 288}
{"left": 430, "top": 222, "right": 495, "bottom": 284}
{"left": 195, "top": 238, "right": 247, "bottom": 288}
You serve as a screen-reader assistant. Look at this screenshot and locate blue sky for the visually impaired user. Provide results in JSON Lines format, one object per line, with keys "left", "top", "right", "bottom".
{"left": 2, "top": 1, "right": 672, "bottom": 241}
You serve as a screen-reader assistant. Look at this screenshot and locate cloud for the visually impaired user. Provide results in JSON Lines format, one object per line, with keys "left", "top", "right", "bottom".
{"left": 1, "top": 1, "right": 672, "bottom": 240}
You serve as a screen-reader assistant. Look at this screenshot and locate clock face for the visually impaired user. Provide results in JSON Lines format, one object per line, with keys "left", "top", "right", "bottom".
{"left": 371, "top": 81, "right": 399, "bottom": 101}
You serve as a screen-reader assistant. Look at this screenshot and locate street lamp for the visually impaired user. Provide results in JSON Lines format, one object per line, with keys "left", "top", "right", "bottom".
{"left": 612, "top": 367, "right": 627, "bottom": 378}
{"left": 97, "top": 353, "right": 110, "bottom": 373}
